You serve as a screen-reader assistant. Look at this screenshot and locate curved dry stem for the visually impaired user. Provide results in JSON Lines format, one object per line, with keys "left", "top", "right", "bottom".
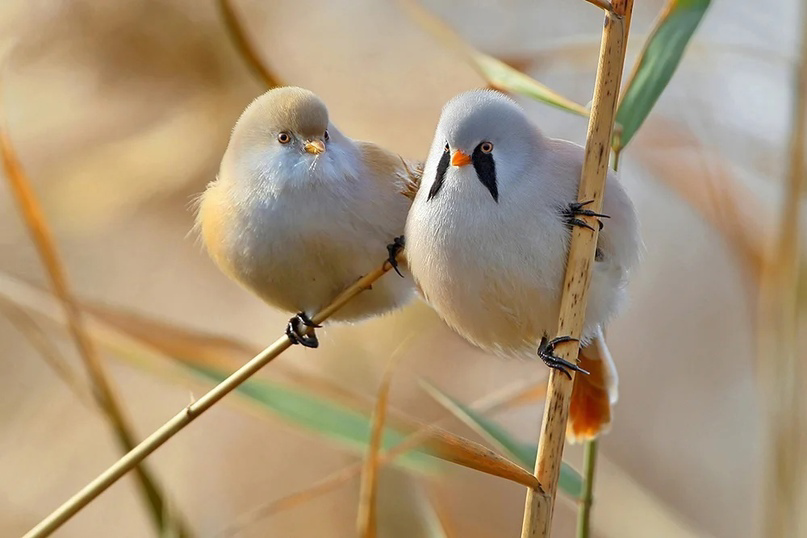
{"left": 357, "top": 352, "right": 401, "bottom": 538}
{"left": 1, "top": 103, "right": 191, "bottom": 536}
{"left": 0, "top": 298, "right": 94, "bottom": 406}
{"left": 217, "top": 0, "right": 284, "bottom": 88}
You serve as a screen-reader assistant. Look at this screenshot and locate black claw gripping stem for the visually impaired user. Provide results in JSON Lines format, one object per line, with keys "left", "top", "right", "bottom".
{"left": 286, "top": 312, "right": 321, "bottom": 348}
{"left": 386, "top": 236, "right": 406, "bottom": 278}
{"left": 537, "top": 335, "right": 590, "bottom": 379}
{"left": 563, "top": 199, "right": 610, "bottom": 232}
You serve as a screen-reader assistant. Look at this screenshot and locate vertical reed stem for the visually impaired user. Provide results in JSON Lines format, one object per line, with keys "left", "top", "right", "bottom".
{"left": 520, "top": 2, "right": 633, "bottom": 536}
{"left": 759, "top": 2, "right": 807, "bottom": 536}
{"left": 576, "top": 440, "right": 598, "bottom": 538}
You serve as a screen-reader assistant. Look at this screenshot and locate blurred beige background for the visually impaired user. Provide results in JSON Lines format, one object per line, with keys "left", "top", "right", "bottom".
{"left": 0, "top": 0, "right": 802, "bottom": 536}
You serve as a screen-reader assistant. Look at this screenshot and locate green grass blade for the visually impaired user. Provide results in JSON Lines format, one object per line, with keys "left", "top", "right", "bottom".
{"left": 401, "top": 0, "right": 588, "bottom": 117}
{"left": 615, "top": 0, "right": 711, "bottom": 150}
{"left": 189, "top": 365, "right": 435, "bottom": 471}
{"left": 420, "top": 381, "right": 583, "bottom": 499}
{"left": 471, "top": 53, "right": 590, "bottom": 117}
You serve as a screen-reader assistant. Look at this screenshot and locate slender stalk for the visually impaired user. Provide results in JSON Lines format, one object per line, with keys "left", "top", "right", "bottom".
{"left": 0, "top": 299, "right": 94, "bottom": 407}
{"left": 21, "top": 258, "right": 398, "bottom": 538}
{"left": 1, "top": 109, "right": 190, "bottom": 536}
{"left": 520, "top": 2, "right": 633, "bottom": 536}
{"left": 357, "top": 354, "right": 399, "bottom": 538}
{"left": 758, "top": 2, "right": 807, "bottom": 536}
{"left": 217, "top": 0, "right": 284, "bottom": 88}
{"left": 576, "top": 440, "right": 598, "bottom": 538}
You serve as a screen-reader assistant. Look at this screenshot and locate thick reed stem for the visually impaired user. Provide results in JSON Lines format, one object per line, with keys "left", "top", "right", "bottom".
{"left": 520, "top": 2, "right": 633, "bottom": 536}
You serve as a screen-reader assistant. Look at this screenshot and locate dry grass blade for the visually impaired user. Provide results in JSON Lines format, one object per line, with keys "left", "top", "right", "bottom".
{"left": 0, "top": 298, "right": 93, "bottom": 406}
{"left": 82, "top": 302, "right": 259, "bottom": 371}
{"left": 522, "top": 3, "right": 633, "bottom": 536}
{"left": 83, "top": 300, "right": 404, "bottom": 424}
{"left": 758, "top": 4, "right": 807, "bottom": 536}
{"left": 21, "top": 254, "right": 401, "bottom": 538}
{"left": 357, "top": 351, "right": 402, "bottom": 538}
{"left": 1, "top": 273, "right": 439, "bottom": 477}
{"left": 0, "top": 273, "right": 252, "bottom": 389}
{"left": 419, "top": 429, "right": 540, "bottom": 490}
{"left": 217, "top": 0, "right": 284, "bottom": 88}
{"left": 0, "top": 106, "right": 190, "bottom": 536}
{"left": 220, "top": 376, "right": 547, "bottom": 536}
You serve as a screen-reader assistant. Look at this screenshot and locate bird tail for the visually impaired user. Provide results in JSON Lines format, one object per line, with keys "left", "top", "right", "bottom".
{"left": 567, "top": 326, "right": 618, "bottom": 443}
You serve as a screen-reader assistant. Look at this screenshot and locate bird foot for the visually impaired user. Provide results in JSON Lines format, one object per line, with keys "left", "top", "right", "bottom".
{"left": 286, "top": 312, "right": 320, "bottom": 348}
{"left": 386, "top": 236, "right": 406, "bottom": 278}
{"left": 537, "top": 335, "right": 589, "bottom": 379}
{"left": 564, "top": 200, "right": 609, "bottom": 232}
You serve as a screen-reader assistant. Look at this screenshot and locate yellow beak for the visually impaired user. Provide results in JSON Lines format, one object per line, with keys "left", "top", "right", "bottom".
{"left": 451, "top": 150, "right": 472, "bottom": 167}
{"left": 304, "top": 139, "right": 326, "bottom": 155}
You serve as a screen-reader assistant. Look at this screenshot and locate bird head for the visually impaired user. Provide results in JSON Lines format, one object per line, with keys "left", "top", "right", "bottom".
{"left": 423, "top": 90, "right": 540, "bottom": 204}
{"left": 221, "top": 86, "right": 355, "bottom": 191}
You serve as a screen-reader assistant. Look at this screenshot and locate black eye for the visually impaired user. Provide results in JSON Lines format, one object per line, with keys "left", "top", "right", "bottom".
{"left": 480, "top": 141, "right": 494, "bottom": 153}
{"left": 277, "top": 132, "right": 291, "bottom": 144}
{"left": 324, "top": 130, "right": 330, "bottom": 141}
{"left": 444, "top": 143, "right": 449, "bottom": 152}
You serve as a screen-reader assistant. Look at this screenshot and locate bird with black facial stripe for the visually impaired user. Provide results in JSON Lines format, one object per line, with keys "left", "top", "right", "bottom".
{"left": 406, "top": 90, "right": 641, "bottom": 441}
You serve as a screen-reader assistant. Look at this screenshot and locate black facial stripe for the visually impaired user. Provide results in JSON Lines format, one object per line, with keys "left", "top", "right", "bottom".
{"left": 427, "top": 146, "right": 450, "bottom": 201}
{"left": 472, "top": 143, "right": 498, "bottom": 202}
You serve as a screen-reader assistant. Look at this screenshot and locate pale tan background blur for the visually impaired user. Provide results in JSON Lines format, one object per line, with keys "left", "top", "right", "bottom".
{"left": 0, "top": 0, "right": 803, "bottom": 537}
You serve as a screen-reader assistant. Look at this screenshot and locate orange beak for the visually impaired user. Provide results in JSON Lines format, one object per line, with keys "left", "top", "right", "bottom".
{"left": 450, "top": 150, "right": 472, "bottom": 167}
{"left": 304, "top": 139, "right": 326, "bottom": 155}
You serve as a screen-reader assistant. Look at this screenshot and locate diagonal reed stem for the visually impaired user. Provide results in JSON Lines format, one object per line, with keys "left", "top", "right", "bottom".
{"left": 21, "top": 257, "right": 399, "bottom": 538}
{"left": 520, "top": 2, "right": 633, "bottom": 536}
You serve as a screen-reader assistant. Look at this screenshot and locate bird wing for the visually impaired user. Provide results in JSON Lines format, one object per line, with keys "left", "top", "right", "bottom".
{"left": 356, "top": 141, "right": 423, "bottom": 201}
{"left": 567, "top": 326, "right": 619, "bottom": 443}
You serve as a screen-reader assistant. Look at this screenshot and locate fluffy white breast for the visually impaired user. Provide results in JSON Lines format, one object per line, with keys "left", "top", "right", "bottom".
{"left": 207, "top": 136, "right": 414, "bottom": 321}
{"left": 406, "top": 110, "right": 640, "bottom": 356}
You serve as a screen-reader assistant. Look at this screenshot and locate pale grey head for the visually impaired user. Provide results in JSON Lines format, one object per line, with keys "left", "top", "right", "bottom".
{"left": 424, "top": 90, "right": 543, "bottom": 203}
{"left": 220, "top": 86, "right": 357, "bottom": 193}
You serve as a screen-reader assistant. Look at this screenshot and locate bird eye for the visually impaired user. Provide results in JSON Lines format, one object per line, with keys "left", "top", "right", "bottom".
{"left": 324, "top": 130, "right": 330, "bottom": 141}
{"left": 277, "top": 132, "right": 291, "bottom": 144}
{"left": 480, "top": 141, "right": 494, "bottom": 154}
{"left": 444, "top": 143, "right": 449, "bottom": 152}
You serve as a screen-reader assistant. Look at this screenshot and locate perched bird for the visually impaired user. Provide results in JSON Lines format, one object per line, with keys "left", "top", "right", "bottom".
{"left": 197, "top": 87, "right": 421, "bottom": 348}
{"left": 404, "top": 90, "right": 641, "bottom": 441}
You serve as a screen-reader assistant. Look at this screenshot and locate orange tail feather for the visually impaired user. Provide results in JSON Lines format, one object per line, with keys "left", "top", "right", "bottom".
{"left": 567, "top": 333, "right": 617, "bottom": 443}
